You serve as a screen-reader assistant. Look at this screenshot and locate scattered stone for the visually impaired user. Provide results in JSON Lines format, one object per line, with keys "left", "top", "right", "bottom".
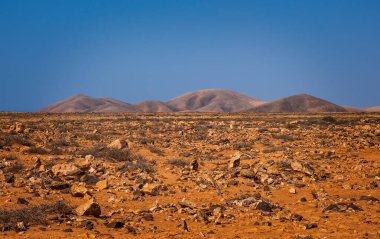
{"left": 324, "top": 203, "right": 363, "bottom": 212}
{"left": 17, "top": 198, "right": 28, "bottom": 205}
{"left": 106, "top": 221, "right": 125, "bottom": 228}
{"left": 304, "top": 223, "right": 318, "bottom": 229}
{"left": 179, "top": 198, "right": 196, "bottom": 209}
{"left": 255, "top": 201, "right": 272, "bottom": 212}
{"left": 228, "top": 152, "right": 241, "bottom": 169}
{"left": 52, "top": 163, "right": 81, "bottom": 176}
{"left": 5, "top": 174, "right": 15, "bottom": 183}
{"left": 183, "top": 220, "right": 189, "bottom": 232}
{"left": 141, "top": 183, "right": 165, "bottom": 196}
{"left": 369, "top": 181, "right": 378, "bottom": 189}
{"left": 126, "top": 225, "right": 137, "bottom": 235}
{"left": 50, "top": 181, "right": 70, "bottom": 190}
{"left": 71, "top": 183, "right": 88, "bottom": 197}
{"left": 75, "top": 198, "right": 101, "bottom": 217}
{"left": 80, "top": 174, "right": 99, "bottom": 185}
{"left": 360, "top": 195, "right": 379, "bottom": 202}
{"left": 96, "top": 180, "right": 108, "bottom": 191}
{"left": 289, "top": 187, "right": 297, "bottom": 194}
{"left": 190, "top": 159, "right": 198, "bottom": 171}
{"left": 15, "top": 122, "right": 24, "bottom": 133}
{"left": 240, "top": 169, "right": 256, "bottom": 179}
{"left": 82, "top": 220, "right": 94, "bottom": 230}
{"left": 108, "top": 139, "right": 128, "bottom": 150}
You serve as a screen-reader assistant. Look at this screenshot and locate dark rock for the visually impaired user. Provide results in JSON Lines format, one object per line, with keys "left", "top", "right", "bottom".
{"left": 82, "top": 220, "right": 94, "bottom": 230}
{"left": 126, "top": 225, "right": 137, "bottom": 235}
{"left": 17, "top": 197, "right": 29, "bottom": 205}
{"left": 291, "top": 214, "right": 303, "bottom": 221}
{"left": 369, "top": 181, "right": 378, "bottom": 189}
{"left": 360, "top": 195, "right": 379, "bottom": 202}
{"left": 5, "top": 174, "right": 15, "bottom": 183}
{"left": 80, "top": 174, "right": 99, "bottom": 185}
{"left": 304, "top": 223, "right": 318, "bottom": 229}
{"left": 142, "top": 213, "right": 154, "bottom": 221}
{"left": 75, "top": 198, "right": 101, "bottom": 217}
{"left": 190, "top": 159, "right": 198, "bottom": 171}
{"left": 50, "top": 181, "right": 70, "bottom": 190}
{"left": 106, "top": 221, "right": 125, "bottom": 228}
{"left": 256, "top": 201, "right": 272, "bottom": 212}
{"left": 324, "top": 203, "right": 363, "bottom": 212}
{"left": 63, "top": 228, "right": 73, "bottom": 232}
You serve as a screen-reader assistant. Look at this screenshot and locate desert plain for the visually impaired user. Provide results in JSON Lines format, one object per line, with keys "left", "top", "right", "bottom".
{"left": 0, "top": 112, "right": 379, "bottom": 238}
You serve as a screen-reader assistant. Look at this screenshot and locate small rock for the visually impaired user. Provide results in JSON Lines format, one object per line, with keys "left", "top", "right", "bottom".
{"left": 342, "top": 183, "right": 352, "bottom": 190}
{"left": 80, "top": 174, "right": 99, "bottom": 185}
{"left": 50, "top": 181, "right": 70, "bottom": 190}
{"left": 108, "top": 139, "right": 128, "bottom": 150}
{"left": 17, "top": 198, "right": 29, "bottom": 205}
{"left": 360, "top": 195, "right": 379, "bottom": 202}
{"left": 106, "top": 221, "right": 124, "bottom": 228}
{"left": 75, "top": 198, "right": 101, "bottom": 217}
{"left": 190, "top": 159, "right": 198, "bottom": 171}
{"left": 304, "top": 223, "right": 318, "bottom": 229}
{"left": 52, "top": 163, "right": 81, "bottom": 176}
{"left": 16, "top": 221, "right": 27, "bottom": 231}
{"left": 178, "top": 198, "right": 196, "bottom": 209}
{"left": 71, "top": 183, "right": 88, "bottom": 197}
{"left": 15, "top": 122, "right": 24, "bottom": 133}
{"left": 5, "top": 174, "right": 15, "bottom": 183}
{"left": 255, "top": 201, "right": 272, "bottom": 212}
{"left": 228, "top": 152, "right": 241, "bottom": 170}
{"left": 96, "top": 180, "right": 108, "bottom": 191}
{"left": 141, "top": 183, "right": 164, "bottom": 196}
{"left": 82, "top": 220, "right": 94, "bottom": 230}
{"left": 289, "top": 187, "right": 297, "bottom": 194}
{"left": 240, "top": 169, "right": 256, "bottom": 179}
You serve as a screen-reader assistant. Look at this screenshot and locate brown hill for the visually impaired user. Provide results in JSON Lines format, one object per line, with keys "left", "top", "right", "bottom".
{"left": 365, "top": 106, "right": 380, "bottom": 112}
{"left": 135, "top": 101, "right": 174, "bottom": 113}
{"left": 166, "top": 89, "right": 266, "bottom": 112}
{"left": 342, "top": 106, "right": 366, "bottom": 113}
{"left": 39, "top": 94, "right": 138, "bottom": 113}
{"left": 245, "top": 94, "right": 348, "bottom": 113}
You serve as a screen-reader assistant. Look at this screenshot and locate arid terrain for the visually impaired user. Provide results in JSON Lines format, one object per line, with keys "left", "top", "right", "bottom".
{"left": 0, "top": 113, "right": 379, "bottom": 239}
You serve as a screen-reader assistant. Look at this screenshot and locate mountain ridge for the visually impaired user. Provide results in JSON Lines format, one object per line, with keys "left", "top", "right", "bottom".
{"left": 38, "top": 89, "right": 378, "bottom": 113}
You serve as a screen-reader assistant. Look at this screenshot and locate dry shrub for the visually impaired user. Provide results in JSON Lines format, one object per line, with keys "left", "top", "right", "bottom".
{"left": 0, "top": 200, "right": 73, "bottom": 231}
{"left": 167, "top": 159, "right": 189, "bottom": 168}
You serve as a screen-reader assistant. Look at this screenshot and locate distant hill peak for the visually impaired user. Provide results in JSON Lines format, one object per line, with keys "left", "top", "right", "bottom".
{"left": 245, "top": 94, "right": 348, "bottom": 113}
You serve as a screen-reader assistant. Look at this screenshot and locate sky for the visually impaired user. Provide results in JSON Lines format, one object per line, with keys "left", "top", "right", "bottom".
{"left": 1, "top": 0, "right": 380, "bottom": 111}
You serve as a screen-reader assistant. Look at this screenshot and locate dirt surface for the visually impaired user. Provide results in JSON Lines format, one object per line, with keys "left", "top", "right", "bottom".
{"left": 0, "top": 113, "right": 379, "bottom": 239}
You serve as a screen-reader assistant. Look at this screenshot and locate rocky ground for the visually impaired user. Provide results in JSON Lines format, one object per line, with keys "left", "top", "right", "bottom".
{"left": 0, "top": 113, "right": 379, "bottom": 239}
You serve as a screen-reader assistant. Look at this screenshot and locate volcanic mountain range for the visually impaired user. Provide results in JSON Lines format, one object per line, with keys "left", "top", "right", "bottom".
{"left": 39, "top": 89, "right": 379, "bottom": 113}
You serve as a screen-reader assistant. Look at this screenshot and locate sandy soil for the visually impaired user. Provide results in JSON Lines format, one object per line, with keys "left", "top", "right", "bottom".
{"left": 0, "top": 113, "right": 379, "bottom": 239}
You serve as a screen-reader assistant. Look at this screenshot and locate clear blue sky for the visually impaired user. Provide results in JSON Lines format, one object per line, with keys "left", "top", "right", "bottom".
{"left": 1, "top": 0, "right": 380, "bottom": 111}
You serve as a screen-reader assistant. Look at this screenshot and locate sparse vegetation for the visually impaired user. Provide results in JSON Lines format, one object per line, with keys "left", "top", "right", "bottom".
{"left": 0, "top": 201, "right": 73, "bottom": 231}
{"left": 167, "top": 159, "right": 189, "bottom": 167}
